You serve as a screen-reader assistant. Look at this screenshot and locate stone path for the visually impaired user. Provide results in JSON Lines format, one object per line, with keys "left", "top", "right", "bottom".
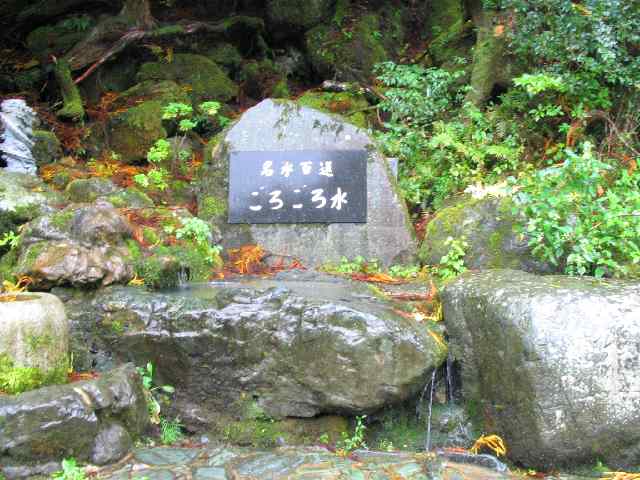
{"left": 95, "top": 446, "right": 516, "bottom": 480}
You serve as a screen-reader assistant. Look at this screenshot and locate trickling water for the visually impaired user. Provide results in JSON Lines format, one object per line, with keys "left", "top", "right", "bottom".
{"left": 177, "top": 268, "right": 189, "bottom": 288}
{"left": 445, "top": 353, "right": 454, "bottom": 404}
{"left": 425, "top": 369, "right": 436, "bottom": 452}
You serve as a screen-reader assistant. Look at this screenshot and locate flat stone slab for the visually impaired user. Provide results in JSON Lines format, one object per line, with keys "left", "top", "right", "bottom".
{"left": 96, "top": 446, "right": 515, "bottom": 480}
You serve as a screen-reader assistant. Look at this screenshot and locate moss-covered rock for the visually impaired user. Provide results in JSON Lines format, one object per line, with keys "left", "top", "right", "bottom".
{"left": 207, "top": 42, "right": 244, "bottom": 74}
{"left": 419, "top": 194, "right": 555, "bottom": 273}
{"left": 297, "top": 90, "right": 370, "bottom": 128}
{"left": 106, "top": 80, "right": 190, "bottom": 163}
{"left": 305, "top": 9, "right": 404, "bottom": 81}
{"left": 32, "top": 130, "right": 62, "bottom": 168}
{"left": 266, "top": 0, "right": 334, "bottom": 32}
{"left": 240, "top": 59, "right": 289, "bottom": 99}
{"left": 65, "top": 178, "right": 119, "bottom": 203}
{"left": 26, "top": 16, "right": 94, "bottom": 60}
{"left": 65, "top": 178, "right": 153, "bottom": 208}
{"left": 137, "top": 54, "right": 238, "bottom": 105}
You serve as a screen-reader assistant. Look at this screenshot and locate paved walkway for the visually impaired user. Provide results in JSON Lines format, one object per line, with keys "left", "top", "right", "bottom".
{"left": 95, "top": 446, "right": 515, "bottom": 480}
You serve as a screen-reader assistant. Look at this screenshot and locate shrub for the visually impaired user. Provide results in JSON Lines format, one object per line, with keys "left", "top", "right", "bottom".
{"left": 512, "top": 142, "right": 640, "bottom": 277}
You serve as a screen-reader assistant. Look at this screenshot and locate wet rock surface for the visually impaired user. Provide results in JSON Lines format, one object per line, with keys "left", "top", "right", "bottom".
{"left": 0, "top": 364, "right": 148, "bottom": 479}
{"left": 62, "top": 271, "right": 447, "bottom": 425}
{"left": 442, "top": 269, "right": 640, "bottom": 469}
{"left": 14, "top": 200, "right": 134, "bottom": 288}
{"left": 96, "top": 445, "right": 514, "bottom": 480}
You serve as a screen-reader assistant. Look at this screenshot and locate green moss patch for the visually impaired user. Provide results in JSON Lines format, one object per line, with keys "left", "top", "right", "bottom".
{"left": 0, "top": 353, "right": 68, "bottom": 395}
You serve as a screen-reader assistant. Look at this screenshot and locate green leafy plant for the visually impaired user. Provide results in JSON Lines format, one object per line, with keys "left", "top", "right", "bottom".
{"left": 0, "top": 231, "right": 19, "bottom": 249}
{"left": 388, "top": 264, "right": 421, "bottom": 279}
{"left": 160, "top": 417, "right": 184, "bottom": 445}
{"left": 437, "top": 237, "right": 469, "bottom": 281}
{"left": 52, "top": 458, "right": 86, "bottom": 480}
{"left": 337, "top": 415, "right": 368, "bottom": 453}
{"left": 136, "top": 362, "right": 175, "bottom": 424}
{"left": 512, "top": 142, "right": 640, "bottom": 277}
{"left": 175, "top": 217, "right": 222, "bottom": 265}
{"left": 325, "top": 256, "right": 381, "bottom": 275}
{"left": 375, "top": 62, "right": 524, "bottom": 208}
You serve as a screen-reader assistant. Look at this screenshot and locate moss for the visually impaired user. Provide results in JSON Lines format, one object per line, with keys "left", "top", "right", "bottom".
{"left": 305, "top": 11, "right": 397, "bottom": 81}
{"left": 240, "top": 59, "right": 288, "bottom": 99}
{"left": 208, "top": 43, "right": 243, "bottom": 72}
{"left": 137, "top": 54, "right": 238, "bottom": 104}
{"left": 0, "top": 248, "right": 19, "bottom": 283}
{"left": 126, "top": 238, "right": 142, "bottom": 261}
{"left": 50, "top": 209, "right": 75, "bottom": 231}
{"left": 0, "top": 353, "right": 68, "bottom": 395}
{"left": 26, "top": 19, "right": 93, "bottom": 60}
{"left": 52, "top": 170, "right": 72, "bottom": 190}
{"left": 134, "top": 252, "right": 182, "bottom": 289}
{"left": 142, "top": 226, "right": 160, "bottom": 246}
{"left": 297, "top": 91, "right": 370, "bottom": 128}
{"left": 268, "top": 0, "right": 333, "bottom": 30}
{"left": 25, "top": 332, "right": 54, "bottom": 353}
{"left": 20, "top": 241, "right": 48, "bottom": 270}
{"left": 199, "top": 196, "right": 227, "bottom": 220}
{"left": 106, "top": 188, "right": 154, "bottom": 208}
{"left": 32, "top": 130, "right": 61, "bottom": 167}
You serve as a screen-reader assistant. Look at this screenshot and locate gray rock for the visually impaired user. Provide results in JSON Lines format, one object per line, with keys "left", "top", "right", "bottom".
{"left": 63, "top": 271, "right": 447, "bottom": 426}
{"left": 419, "top": 195, "right": 555, "bottom": 273}
{"left": 31, "top": 129, "right": 62, "bottom": 167}
{"left": 198, "top": 99, "right": 416, "bottom": 267}
{"left": 0, "top": 364, "right": 148, "bottom": 478}
{"left": 0, "top": 171, "right": 62, "bottom": 238}
{"left": 0, "top": 99, "right": 38, "bottom": 174}
{"left": 91, "top": 423, "right": 132, "bottom": 465}
{"left": 14, "top": 201, "right": 134, "bottom": 288}
{"left": 442, "top": 269, "right": 640, "bottom": 469}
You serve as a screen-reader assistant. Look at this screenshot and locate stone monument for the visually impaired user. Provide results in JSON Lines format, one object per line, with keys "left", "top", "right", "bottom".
{"left": 198, "top": 99, "right": 416, "bottom": 267}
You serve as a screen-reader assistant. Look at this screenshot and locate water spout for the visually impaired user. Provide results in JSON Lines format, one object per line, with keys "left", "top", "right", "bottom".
{"left": 425, "top": 369, "right": 436, "bottom": 452}
{"left": 177, "top": 268, "right": 189, "bottom": 288}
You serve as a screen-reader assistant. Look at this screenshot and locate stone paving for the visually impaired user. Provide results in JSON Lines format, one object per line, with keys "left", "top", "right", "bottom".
{"left": 95, "top": 446, "right": 515, "bottom": 480}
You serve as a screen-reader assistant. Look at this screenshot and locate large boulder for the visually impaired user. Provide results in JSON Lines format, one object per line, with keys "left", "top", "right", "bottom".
{"left": 105, "top": 80, "right": 191, "bottom": 163}
{"left": 0, "top": 292, "right": 69, "bottom": 394}
{"left": 62, "top": 272, "right": 447, "bottom": 427}
{"left": 0, "top": 364, "right": 148, "bottom": 479}
{"left": 198, "top": 99, "right": 417, "bottom": 267}
{"left": 137, "top": 54, "right": 238, "bottom": 105}
{"left": 305, "top": 9, "right": 404, "bottom": 81}
{"left": 0, "top": 171, "right": 62, "bottom": 240}
{"left": 419, "top": 194, "right": 554, "bottom": 273}
{"left": 442, "top": 269, "right": 640, "bottom": 470}
{"left": 266, "top": 0, "right": 334, "bottom": 33}
{"left": 12, "top": 201, "right": 134, "bottom": 288}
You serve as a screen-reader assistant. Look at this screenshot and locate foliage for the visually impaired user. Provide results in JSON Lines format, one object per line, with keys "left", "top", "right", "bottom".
{"left": 136, "top": 362, "right": 175, "bottom": 424}
{"left": 329, "top": 256, "right": 381, "bottom": 275}
{"left": 160, "top": 417, "right": 184, "bottom": 445}
{"left": 437, "top": 237, "right": 468, "bottom": 281}
{"left": 375, "top": 61, "right": 524, "bottom": 208}
{"left": 175, "top": 217, "right": 221, "bottom": 265}
{"left": 0, "top": 231, "right": 19, "bottom": 250}
{"left": 52, "top": 458, "right": 86, "bottom": 480}
{"left": 470, "top": 434, "right": 507, "bottom": 457}
{"left": 491, "top": 0, "right": 640, "bottom": 90}
{"left": 336, "top": 415, "right": 368, "bottom": 455}
{"left": 136, "top": 101, "right": 226, "bottom": 194}
{"left": 511, "top": 143, "right": 640, "bottom": 277}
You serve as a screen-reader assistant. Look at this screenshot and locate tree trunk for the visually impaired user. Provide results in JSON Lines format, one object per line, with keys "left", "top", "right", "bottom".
{"left": 465, "top": 0, "right": 508, "bottom": 106}
{"left": 54, "top": 59, "right": 85, "bottom": 121}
